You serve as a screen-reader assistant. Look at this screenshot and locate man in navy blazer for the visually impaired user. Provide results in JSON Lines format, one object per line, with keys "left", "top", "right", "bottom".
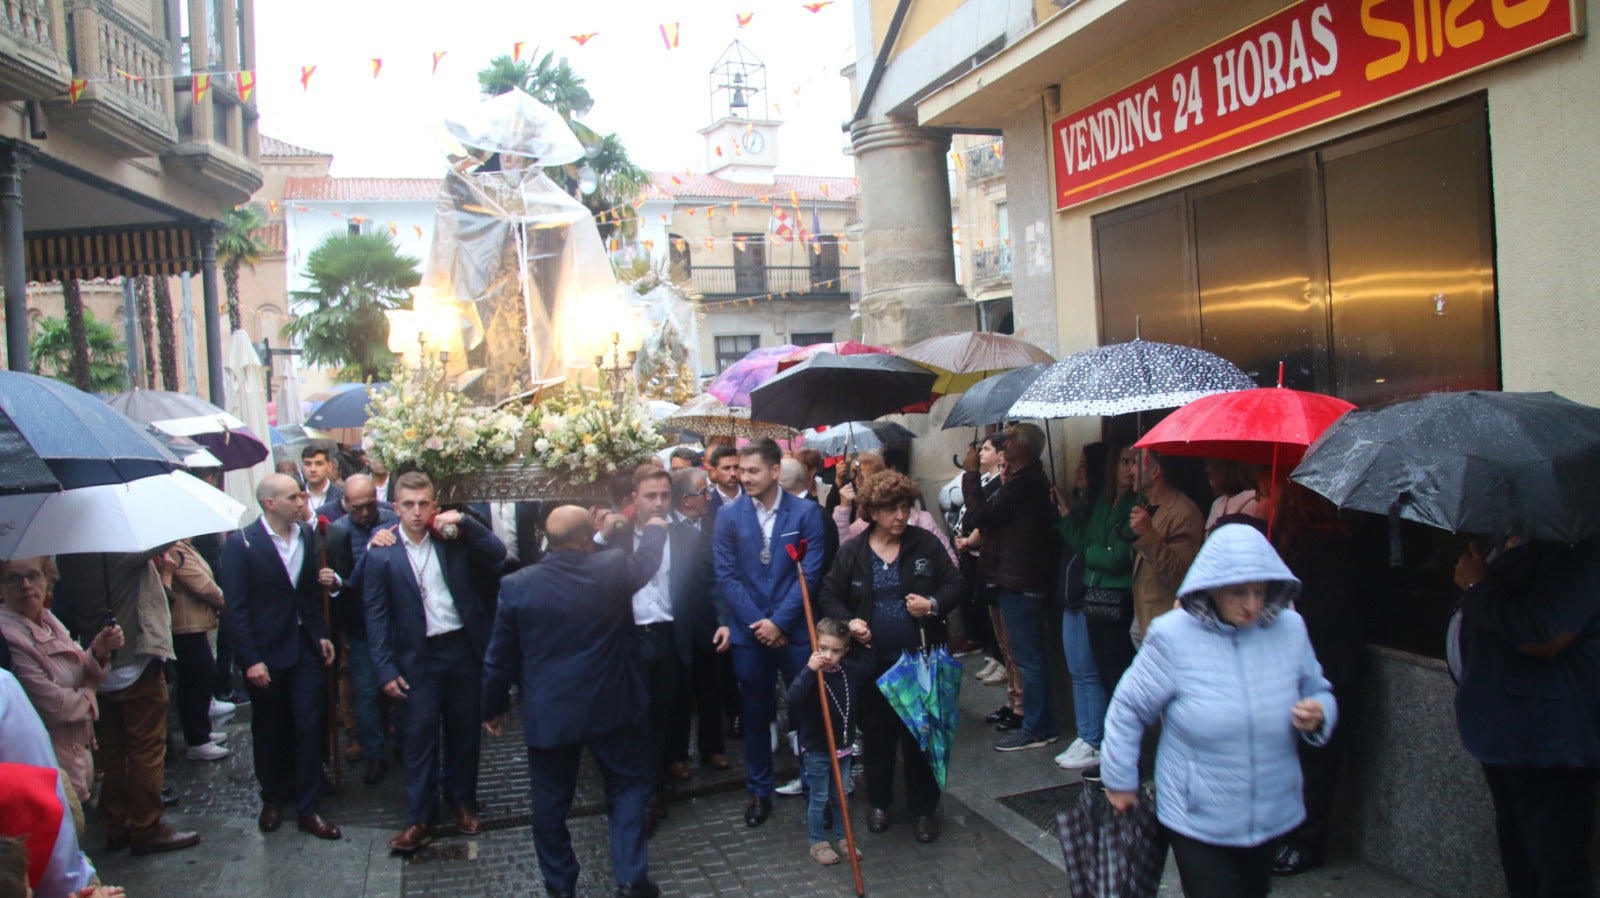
{"left": 712, "top": 439, "right": 825, "bottom": 826}
{"left": 220, "top": 473, "right": 341, "bottom": 840}
{"left": 483, "top": 505, "right": 669, "bottom": 898}
{"left": 362, "top": 470, "right": 506, "bottom": 853}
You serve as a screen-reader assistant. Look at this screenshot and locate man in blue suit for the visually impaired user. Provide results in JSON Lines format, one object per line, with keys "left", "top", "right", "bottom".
{"left": 363, "top": 470, "right": 506, "bottom": 853}
{"left": 221, "top": 473, "right": 341, "bottom": 841}
{"left": 483, "top": 505, "right": 669, "bottom": 898}
{"left": 712, "top": 439, "right": 826, "bottom": 826}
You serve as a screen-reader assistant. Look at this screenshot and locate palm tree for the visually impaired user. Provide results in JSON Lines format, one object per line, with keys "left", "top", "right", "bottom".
{"left": 153, "top": 276, "right": 178, "bottom": 390}
{"left": 134, "top": 275, "right": 156, "bottom": 388}
{"left": 218, "top": 204, "right": 268, "bottom": 331}
{"left": 30, "top": 309, "right": 127, "bottom": 393}
{"left": 281, "top": 231, "right": 421, "bottom": 382}
{"left": 60, "top": 279, "right": 92, "bottom": 391}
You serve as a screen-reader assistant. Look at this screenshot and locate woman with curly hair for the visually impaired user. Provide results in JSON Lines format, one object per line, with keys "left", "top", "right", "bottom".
{"left": 819, "top": 470, "right": 965, "bottom": 845}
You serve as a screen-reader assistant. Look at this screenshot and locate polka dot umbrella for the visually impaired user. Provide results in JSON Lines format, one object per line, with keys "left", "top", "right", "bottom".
{"left": 1009, "top": 338, "right": 1254, "bottom": 419}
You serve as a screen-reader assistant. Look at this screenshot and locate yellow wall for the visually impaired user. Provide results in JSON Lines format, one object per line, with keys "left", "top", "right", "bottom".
{"left": 871, "top": 0, "right": 969, "bottom": 64}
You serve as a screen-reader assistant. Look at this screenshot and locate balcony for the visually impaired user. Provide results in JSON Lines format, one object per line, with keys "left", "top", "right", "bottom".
{"left": 42, "top": 1, "right": 175, "bottom": 156}
{"left": 972, "top": 245, "right": 1011, "bottom": 288}
{"left": 0, "top": 0, "right": 71, "bottom": 102}
{"left": 690, "top": 265, "right": 859, "bottom": 300}
{"left": 966, "top": 141, "right": 1004, "bottom": 185}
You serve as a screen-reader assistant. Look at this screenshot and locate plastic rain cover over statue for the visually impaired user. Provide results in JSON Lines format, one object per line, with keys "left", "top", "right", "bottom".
{"left": 421, "top": 89, "right": 619, "bottom": 399}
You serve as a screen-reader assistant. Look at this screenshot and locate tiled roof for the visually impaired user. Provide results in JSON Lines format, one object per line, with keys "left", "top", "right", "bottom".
{"left": 260, "top": 135, "right": 332, "bottom": 158}
{"left": 249, "top": 221, "right": 286, "bottom": 254}
{"left": 283, "top": 176, "right": 443, "bottom": 202}
{"left": 644, "top": 172, "right": 857, "bottom": 203}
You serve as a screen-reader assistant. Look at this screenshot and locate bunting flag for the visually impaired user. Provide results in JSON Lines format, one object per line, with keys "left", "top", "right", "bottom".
{"left": 820, "top": 183, "right": 830, "bottom": 197}
{"left": 802, "top": 2, "right": 834, "bottom": 11}
{"left": 512, "top": 41, "right": 526, "bottom": 61}
{"left": 414, "top": 225, "right": 424, "bottom": 239}
{"left": 713, "top": 146, "right": 723, "bottom": 158}
{"left": 267, "top": 199, "right": 279, "bottom": 215}
{"left": 192, "top": 74, "right": 210, "bottom": 105}
{"left": 669, "top": 175, "right": 682, "bottom": 187}
{"left": 705, "top": 206, "right": 714, "bottom": 219}
{"left": 734, "top": 237, "right": 747, "bottom": 252}
{"left": 571, "top": 32, "right": 598, "bottom": 46}
{"left": 659, "top": 22, "right": 680, "bottom": 50}
{"left": 789, "top": 189, "right": 799, "bottom": 209}
{"left": 235, "top": 70, "right": 255, "bottom": 102}
{"left": 68, "top": 79, "right": 86, "bottom": 103}
{"left": 951, "top": 150, "right": 966, "bottom": 171}
{"left": 431, "top": 51, "right": 447, "bottom": 74}
{"left": 114, "top": 68, "right": 143, "bottom": 82}
{"left": 672, "top": 238, "right": 686, "bottom": 252}
{"left": 642, "top": 239, "right": 654, "bottom": 252}
{"left": 388, "top": 222, "right": 398, "bottom": 236}
{"left": 299, "top": 65, "right": 316, "bottom": 91}
{"left": 736, "top": 12, "right": 754, "bottom": 27}
{"left": 758, "top": 194, "right": 770, "bottom": 205}
{"left": 730, "top": 201, "right": 740, "bottom": 215}
{"left": 704, "top": 236, "right": 713, "bottom": 251}
{"left": 631, "top": 197, "right": 646, "bottom": 209}
{"left": 369, "top": 58, "right": 383, "bottom": 79}
{"left": 685, "top": 207, "right": 696, "bottom": 216}
{"left": 659, "top": 213, "right": 669, "bottom": 224}
{"left": 993, "top": 140, "right": 1004, "bottom": 159}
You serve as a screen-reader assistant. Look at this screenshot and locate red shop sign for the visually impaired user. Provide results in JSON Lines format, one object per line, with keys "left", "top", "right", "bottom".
{"left": 1051, "top": 0, "right": 1580, "bottom": 210}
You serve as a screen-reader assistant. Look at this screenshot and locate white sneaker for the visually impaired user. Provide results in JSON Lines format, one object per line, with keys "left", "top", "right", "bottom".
{"left": 209, "top": 731, "right": 229, "bottom": 744}
{"left": 208, "top": 698, "right": 236, "bottom": 719}
{"left": 980, "top": 666, "right": 1009, "bottom": 685}
{"left": 775, "top": 777, "right": 806, "bottom": 797}
{"left": 185, "top": 741, "right": 230, "bottom": 761}
{"left": 1054, "top": 738, "right": 1101, "bottom": 770}
{"left": 975, "top": 659, "right": 1001, "bottom": 679}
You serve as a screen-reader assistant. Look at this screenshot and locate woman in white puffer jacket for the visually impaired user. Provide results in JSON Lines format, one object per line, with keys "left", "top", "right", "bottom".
{"left": 1100, "top": 523, "right": 1337, "bottom": 898}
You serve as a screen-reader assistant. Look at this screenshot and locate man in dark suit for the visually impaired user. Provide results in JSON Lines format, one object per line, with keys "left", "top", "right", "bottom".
{"left": 483, "top": 505, "right": 668, "bottom": 898}
{"left": 663, "top": 467, "right": 731, "bottom": 777}
{"left": 220, "top": 473, "right": 341, "bottom": 840}
{"left": 363, "top": 470, "right": 506, "bottom": 853}
{"left": 319, "top": 473, "right": 396, "bottom": 785}
{"left": 301, "top": 445, "right": 345, "bottom": 523}
{"left": 712, "top": 439, "right": 826, "bottom": 826}
{"left": 705, "top": 444, "right": 742, "bottom": 512}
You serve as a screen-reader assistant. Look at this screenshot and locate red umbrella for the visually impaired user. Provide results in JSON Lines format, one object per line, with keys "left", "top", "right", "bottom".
{"left": 774, "top": 340, "right": 892, "bottom": 374}
{"left": 1133, "top": 385, "right": 1355, "bottom": 467}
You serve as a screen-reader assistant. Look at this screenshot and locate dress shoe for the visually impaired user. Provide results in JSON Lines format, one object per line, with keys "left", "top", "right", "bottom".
{"left": 130, "top": 824, "right": 201, "bottom": 856}
{"left": 161, "top": 784, "right": 180, "bottom": 808}
{"left": 297, "top": 813, "right": 342, "bottom": 840}
{"left": 258, "top": 801, "right": 283, "bottom": 833}
{"left": 543, "top": 886, "right": 576, "bottom": 898}
{"left": 706, "top": 753, "right": 731, "bottom": 770}
{"left": 363, "top": 758, "right": 390, "bottom": 786}
{"left": 743, "top": 796, "right": 772, "bottom": 827}
{"left": 915, "top": 814, "right": 940, "bottom": 843}
{"left": 1271, "top": 843, "right": 1318, "bottom": 876}
{"left": 994, "top": 712, "right": 1024, "bottom": 732}
{"left": 387, "top": 823, "right": 432, "bottom": 853}
{"left": 867, "top": 808, "right": 891, "bottom": 833}
{"left": 728, "top": 716, "right": 744, "bottom": 738}
{"left": 343, "top": 741, "right": 365, "bottom": 763}
{"left": 452, "top": 804, "right": 483, "bottom": 835}
{"left": 667, "top": 761, "right": 692, "bottom": 781}
{"left": 104, "top": 829, "right": 131, "bottom": 853}
{"left": 985, "top": 705, "right": 1015, "bottom": 724}
{"left": 615, "top": 880, "right": 660, "bottom": 898}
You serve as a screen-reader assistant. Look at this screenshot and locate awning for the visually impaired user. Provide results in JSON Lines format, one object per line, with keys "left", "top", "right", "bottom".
{"left": 26, "top": 223, "right": 200, "bottom": 282}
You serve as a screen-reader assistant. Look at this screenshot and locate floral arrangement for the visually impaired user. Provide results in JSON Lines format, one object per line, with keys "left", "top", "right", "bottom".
{"left": 362, "top": 357, "right": 525, "bottom": 484}
{"left": 525, "top": 384, "right": 666, "bottom": 483}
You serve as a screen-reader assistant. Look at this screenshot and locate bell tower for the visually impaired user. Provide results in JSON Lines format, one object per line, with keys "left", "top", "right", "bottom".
{"left": 700, "top": 40, "right": 781, "bottom": 184}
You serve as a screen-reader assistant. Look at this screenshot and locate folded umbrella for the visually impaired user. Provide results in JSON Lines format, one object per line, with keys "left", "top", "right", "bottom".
{"left": 0, "top": 471, "right": 246, "bottom": 560}
{"left": 901, "top": 331, "right": 1054, "bottom": 396}
{"left": 874, "top": 639, "right": 963, "bottom": 789}
{"left": 750, "top": 353, "right": 937, "bottom": 430}
{"left": 941, "top": 364, "right": 1051, "bottom": 429}
{"left": 0, "top": 371, "right": 180, "bottom": 494}
{"left": 1292, "top": 390, "right": 1600, "bottom": 544}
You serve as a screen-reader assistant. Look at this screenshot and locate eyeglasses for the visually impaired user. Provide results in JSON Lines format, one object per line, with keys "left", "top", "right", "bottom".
{"left": 1, "top": 570, "right": 46, "bottom": 588}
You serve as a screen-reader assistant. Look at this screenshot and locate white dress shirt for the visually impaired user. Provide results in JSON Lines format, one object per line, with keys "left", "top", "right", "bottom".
{"left": 268, "top": 522, "right": 304, "bottom": 583}
{"left": 490, "top": 502, "right": 520, "bottom": 563}
{"left": 631, "top": 529, "right": 673, "bottom": 625}
{"left": 402, "top": 531, "right": 462, "bottom": 636}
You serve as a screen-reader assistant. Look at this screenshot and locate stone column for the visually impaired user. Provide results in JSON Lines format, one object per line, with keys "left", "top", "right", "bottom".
{"left": 195, "top": 222, "right": 226, "bottom": 405}
{"left": 849, "top": 116, "right": 973, "bottom": 349}
{"left": 0, "top": 143, "right": 33, "bottom": 371}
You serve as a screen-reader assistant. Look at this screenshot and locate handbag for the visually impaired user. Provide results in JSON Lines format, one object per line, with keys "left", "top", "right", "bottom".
{"left": 1082, "top": 586, "right": 1129, "bottom": 622}
{"left": 1057, "top": 780, "right": 1166, "bottom": 898}
{"left": 1058, "top": 550, "right": 1087, "bottom": 610}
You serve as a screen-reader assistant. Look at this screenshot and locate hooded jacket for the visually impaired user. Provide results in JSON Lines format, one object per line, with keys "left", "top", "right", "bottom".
{"left": 1100, "top": 524, "right": 1338, "bottom": 847}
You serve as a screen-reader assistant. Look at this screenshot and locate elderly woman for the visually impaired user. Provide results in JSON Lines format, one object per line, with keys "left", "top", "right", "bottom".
{"left": 819, "top": 470, "right": 964, "bottom": 845}
{"left": 0, "top": 556, "right": 123, "bottom": 803}
{"left": 1101, "top": 524, "right": 1337, "bottom": 898}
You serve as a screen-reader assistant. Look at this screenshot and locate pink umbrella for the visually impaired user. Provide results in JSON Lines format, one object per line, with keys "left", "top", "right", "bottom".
{"left": 708, "top": 342, "right": 893, "bottom": 408}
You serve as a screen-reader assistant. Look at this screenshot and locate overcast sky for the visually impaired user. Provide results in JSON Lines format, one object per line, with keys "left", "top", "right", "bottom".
{"left": 253, "top": 0, "right": 858, "bottom": 179}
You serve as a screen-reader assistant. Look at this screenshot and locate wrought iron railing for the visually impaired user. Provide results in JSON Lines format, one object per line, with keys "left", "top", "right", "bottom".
{"left": 690, "top": 265, "right": 859, "bottom": 299}
{"left": 966, "top": 141, "right": 1004, "bottom": 184}
{"left": 972, "top": 245, "right": 1011, "bottom": 285}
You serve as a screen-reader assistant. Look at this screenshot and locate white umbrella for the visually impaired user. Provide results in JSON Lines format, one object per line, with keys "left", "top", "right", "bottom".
{"left": 223, "top": 329, "right": 271, "bottom": 523}
{"left": 277, "top": 356, "right": 305, "bottom": 427}
{"left": 0, "top": 471, "right": 246, "bottom": 560}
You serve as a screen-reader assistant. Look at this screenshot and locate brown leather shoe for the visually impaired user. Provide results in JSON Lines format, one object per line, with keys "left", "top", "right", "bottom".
{"left": 130, "top": 824, "right": 202, "bottom": 855}
{"left": 258, "top": 801, "right": 282, "bottom": 833}
{"left": 915, "top": 814, "right": 940, "bottom": 843}
{"left": 387, "top": 823, "right": 432, "bottom": 853}
{"left": 867, "top": 808, "right": 890, "bottom": 833}
{"left": 667, "top": 761, "right": 692, "bottom": 781}
{"left": 452, "top": 805, "right": 483, "bottom": 835}
{"left": 297, "top": 813, "right": 343, "bottom": 841}
{"left": 706, "top": 754, "right": 731, "bottom": 770}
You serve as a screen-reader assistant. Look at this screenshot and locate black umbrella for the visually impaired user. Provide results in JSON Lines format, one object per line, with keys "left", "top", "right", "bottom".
{"left": 802, "top": 421, "right": 916, "bottom": 457}
{"left": 1291, "top": 391, "right": 1600, "bottom": 544}
{"left": 749, "top": 353, "right": 936, "bottom": 430}
{"left": 305, "top": 383, "right": 387, "bottom": 430}
{"left": 941, "top": 363, "right": 1051, "bottom": 429}
{"left": 0, "top": 371, "right": 180, "bottom": 495}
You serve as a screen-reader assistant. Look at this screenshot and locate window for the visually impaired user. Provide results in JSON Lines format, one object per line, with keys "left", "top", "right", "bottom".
{"left": 714, "top": 335, "right": 760, "bottom": 372}
{"left": 668, "top": 233, "right": 691, "bottom": 275}
{"left": 347, "top": 221, "right": 363, "bottom": 236}
{"left": 733, "top": 232, "right": 766, "bottom": 294}
{"left": 790, "top": 331, "right": 833, "bottom": 346}
{"left": 808, "top": 235, "right": 841, "bottom": 289}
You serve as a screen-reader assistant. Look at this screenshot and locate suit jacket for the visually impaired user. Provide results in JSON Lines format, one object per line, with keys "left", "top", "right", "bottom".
{"left": 307, "top": 482, "right": 346, "bottom": 523}
{"left": 323, "top": 506, "right": 397, "bottom": 640}
{"left": 613, "top": 518, "right": 718, "bottom": 666}
{"left": 362, "top": 515, "right": 507, "bottom": 687}
{"left": 712, "top": 491, "right": 825, "bottom": 647}
{"left": 220, "top": 518, "right": 328, "bottom": 672}
{"left": 482, "top": 528, "right": 667, "bottom": 748}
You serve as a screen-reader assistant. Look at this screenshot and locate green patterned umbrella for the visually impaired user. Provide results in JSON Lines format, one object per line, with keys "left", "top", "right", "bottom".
{"left": 875, "top": 644, "right": 963, "bottom": 789}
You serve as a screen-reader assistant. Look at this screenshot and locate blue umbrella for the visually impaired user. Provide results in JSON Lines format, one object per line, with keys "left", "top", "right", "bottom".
{"left": 305, "top": 384, "right": 386, "bottom": 430}
{"left": 0, "top": 371, "right": 180, "bottom": 494}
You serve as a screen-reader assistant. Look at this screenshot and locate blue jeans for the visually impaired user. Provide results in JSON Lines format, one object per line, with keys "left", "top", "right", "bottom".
{"left": 344, "top": 637, "right": 384, "bottom": 757}
{"left": 1060, "top": 608, "right": 1105, "bottom": 748}
{"left": 997, "top": 590, "right": 1056, "bottom": 740}
{"left": 802, "top": 749, "right": 850, "bottom": 844}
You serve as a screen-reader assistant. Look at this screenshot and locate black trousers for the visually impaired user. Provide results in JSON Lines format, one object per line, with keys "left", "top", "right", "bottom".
{"left": 958, "top": 558, "right": 998, "bottom": 658}
{"left": 171, "top": 632, "right": 217, "bottom": 747}
{"left": 245, "top": 647, "right": 326, "bottom": 815}
{"left": 668, "top": 642, "right": 727, "bottom": 763}
{"left": 635, "top": 624, "right": 682, "bottom": 787}
{"left": 1166, "top": 827, "right": 1273, "bottom": 898}
{"left": 1086, "top": 600, "right": 1136, "bottom": 698}
{"left": 212, "top": 628, "right": 237, "bottom": 699}
{"left": 861, "top": 657, "right": 940, "bottom": 816}
{"left": 1481, "top": 763, "right": 1600, "bottom": 898}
